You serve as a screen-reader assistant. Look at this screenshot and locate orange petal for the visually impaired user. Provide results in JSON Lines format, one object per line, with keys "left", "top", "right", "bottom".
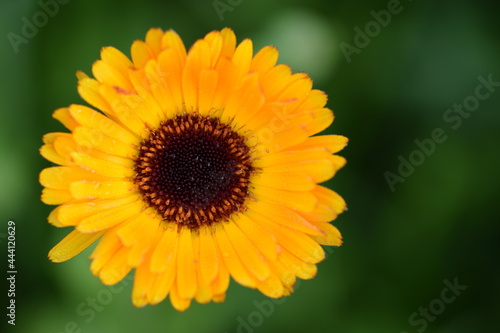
{"left": 145, "top": 28, "right": 164, "bottom": 56}
{"left": 182, "top": 39, "right": 211, "bottom": 112}
{"left": 250, "top": 45, "right": 279, "bottom": 74}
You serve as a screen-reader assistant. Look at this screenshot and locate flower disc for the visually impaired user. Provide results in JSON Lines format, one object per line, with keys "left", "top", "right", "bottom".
{"left": 134, "top": 113, "right": 253, "bottom": 228}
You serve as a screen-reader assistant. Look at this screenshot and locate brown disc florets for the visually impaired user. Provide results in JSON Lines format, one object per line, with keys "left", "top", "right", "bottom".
{"left": 134, "top": 113, "right": 254, "bottom": 229}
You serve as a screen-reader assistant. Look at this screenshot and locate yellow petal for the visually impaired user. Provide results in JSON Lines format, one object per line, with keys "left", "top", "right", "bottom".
{"left": 253, "top": 187, "right": 317, "bottom": 213}
{"left": 251, "top": 201, "right": 323, "bottom": 236}
{"left": 198, "top": 69, "right": 219, "bottom": 115}
{"left": 197, "top": 226, "right": 219, "bottom": 284}
{"left": 56, "top": 195, "right": 139, "bottom": 227}
{"left": 252, "top": 171, "right": 315, "bottom": 192}
{"left": 222, "top": 72, "right": 265, "bottom": 127}
{"left": 131, "top": 40, "right": 154, "bottom": 68}
{"left": 260, "top": 64, "right": 293, "bottom": 100}
{"left": 40, "top": 144, "right": 66, "bottom": 166}
{"left": 47, "top": 206, "right": 64, "bottom": 227}
{"left": 215, "top": 224, "right": 256, "bottom": 288}
{"left": 100, "top": 46, "right": 134, "bottom": 77}
{"left": 150, "top": 225, "right": 179, "bottom": 273}
{"left": 275, "top": 76, "right": 313, "bottom": 111}
{"left": 256, "top": 274, "right": 285, "bottom": 299}
{"left": 290, "top": 135, "right": 348, "bottom": 154}
{"left": 203, "top": 30, "right": 223, "bottom": 68}
{"left": 72, "top": 126, "right": 135, "bottom": 159}
{"left": 231, "top": 38, "right": 253, "bottom": 82}
{"left": 279, "top": 249, "right": 317, "bottom": 280}
{"left": 253, "top": 126, "right": 308, "bottom": 156}
{"left": 117, "top": 210, "right": 160, "bottom": 267}
{"left": 298, "top": 89, "right": 328, "bottom": 110}
{"left": 299, "top": 186, "right": 347, "bottom": 223}
{"left": 90, "top": 229, "right": 121, "bottom": 274}
{"left": 92, "top": 59, "right": 134, "bottom": 93}
{"left": 255, "top": 147, "right": 330, "bottom": 170}
{"left": 219, "top": 28, "right": 236, "bottom": 60}
{"left": 192, "top": 232, "right": 213, "bottom": 304}
{"left": 49, "top": 229, "right": 104, "bottom": 263}
{"left": 170, "top": 280, "right": 192, "bottom": 312}
{"left": 259, "top": 152, "right": 337, "bottom": 183}
{"left": 98, "top": 247, "right": 132, "bottom": 285}
{"left": 70, "top": 152, "right": 134, "bottom": 178}
{"left": 132, "top": 254, "right": 155, "bottom": 307}
{"left": 157, "top": 48, "right": 185, "bottom": 110}
{"left": 77, "top": 77, "right": 112, "bottom": 114}
{"left": 69, "top": 180, "right": 134, "bottom": 200}
{"left": 98, "top": 84, "right": 149, "bottom": 137}
{"left": 211, "top": 57, "right": 237, "bottom": 109}
{"left": 304, "top": 108, "right": 334, "bottom": 135}
{"left": 39, "top": 166, "right": 107, "bottom": 190}
{"left": 145, "top": 28, "right": 164, "bottom": 56}
{"left": 247, "top": 209, "right": 325, "bottom": 264}
{"left": 117, "top": 210, "right": 159, "bottom": 247}
{"left": 41, "top": 188, "right": 72, "bottom": 205}
{"left": 176, "top": 227, "right": 197, "bottom": 299}
{"left": 53, "top": 107, "right": 79, "bottom": 130}
{"left": 77, "top": 200, "right": 143, "bottom": 232}
{"left": 224, "top": 219, "right": 271, "bottom": 281}
{"left": 126, "top": 70, "right": 167, "bottom": 129}
{"left": 160, "top": 30, "right": 187, "bottom": 59}
{"left": 149, "top": 254, "right": 176, "bottom": 305}
{"left": 68, "top": 104, "right": 138, "bottom": 144}
{"left": 232, "top": 212, "right": 278, "bottom": 261}
{"left": 211, "top": 256, "right": 230, "bottom": 299}
{"left": 310, "top": 223, "right": 342, "bottom": 246}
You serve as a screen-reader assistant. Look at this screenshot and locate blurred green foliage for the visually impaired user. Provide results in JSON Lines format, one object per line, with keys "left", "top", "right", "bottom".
{"left": 1, "top": 0, "right": 499, "bottom": 332}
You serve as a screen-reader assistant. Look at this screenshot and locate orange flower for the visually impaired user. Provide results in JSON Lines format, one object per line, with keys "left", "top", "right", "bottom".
{"left": 39, "top": 28, "right": 348, "bottom": 311}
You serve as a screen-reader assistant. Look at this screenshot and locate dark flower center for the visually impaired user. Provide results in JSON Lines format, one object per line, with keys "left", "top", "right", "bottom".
{"left": 134, "top": 114, "right": 254, "bottom": 229}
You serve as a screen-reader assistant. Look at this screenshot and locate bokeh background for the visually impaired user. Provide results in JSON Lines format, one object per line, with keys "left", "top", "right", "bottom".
{"left": 1, "top": 0, "right": 499, "bottom": 332}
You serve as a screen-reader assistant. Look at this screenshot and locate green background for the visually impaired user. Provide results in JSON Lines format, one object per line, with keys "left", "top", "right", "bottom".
{"left": 1, "top": 0, "right": 499, "bottom": 332}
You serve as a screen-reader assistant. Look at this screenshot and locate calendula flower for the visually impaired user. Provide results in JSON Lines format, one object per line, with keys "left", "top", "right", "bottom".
{"left": 40, "top": 27, "right": 348, "bottom": 311}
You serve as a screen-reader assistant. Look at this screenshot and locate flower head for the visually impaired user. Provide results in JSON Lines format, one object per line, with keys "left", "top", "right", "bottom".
{"left": 40, "top": 27, "right": 348, "bottom": 311}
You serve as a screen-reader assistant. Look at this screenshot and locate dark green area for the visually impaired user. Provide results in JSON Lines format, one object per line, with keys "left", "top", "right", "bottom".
{"left": 1, "top": 0, "right": 499, "bottom": 332}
